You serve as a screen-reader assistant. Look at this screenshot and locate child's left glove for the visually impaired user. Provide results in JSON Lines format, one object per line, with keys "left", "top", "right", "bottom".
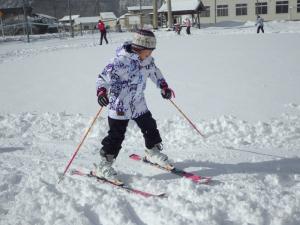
{"left": 160, "top": 80, "right": 175, "bottom": 100}
{"left": 161, "top": 88, "right": 172, "bottom": 99}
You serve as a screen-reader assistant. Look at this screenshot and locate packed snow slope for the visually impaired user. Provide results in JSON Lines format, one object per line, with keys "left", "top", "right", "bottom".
{"left": 0, "top": 21, "right": 300, "bottom": 225}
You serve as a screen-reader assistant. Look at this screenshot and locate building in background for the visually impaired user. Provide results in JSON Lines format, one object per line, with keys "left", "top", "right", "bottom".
{"left": 0, "top": 1, "right": 31, "bottom": 35}
{"left": 118, "top": 5, "right": 155, "bottom": 31}
{"left": 128, "top": 5, "right": 153, "bottom": 28}
{"left": 99, "top": 12, "right": 117, "bottom": 31}
{"left": 200, "top": 0, "right": 300, "bottom": 24}
{"left": 58, "top": 15, "right": 79, "bottom": 32}
{"left": 118, "top": 12, "right": 132, "bottom": 31}
{"left": 74, "top": 16, "right": 100, "bottom": 31}
{"left": 31, "top": 13, "right": 58, "bottom": 33}
{"left": 0, "top": 2, "right": 59, "bottom": 35}
{"left": 158, "top": 0, "right": 205, "bottom": 28}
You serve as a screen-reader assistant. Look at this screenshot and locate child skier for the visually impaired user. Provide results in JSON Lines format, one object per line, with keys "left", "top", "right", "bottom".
{"left": 95, "top": 29, "right": 174, "bottom": 184}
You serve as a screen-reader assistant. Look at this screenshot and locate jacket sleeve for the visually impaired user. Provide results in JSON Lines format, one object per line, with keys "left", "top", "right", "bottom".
{"left": 96, "top": 58, "right": 123, "bottom": 96}
{"left": 147, "top": 57, "right": 168, "bottom": 89}
{"left": 96, "top": 64, "right": 111, "bottom": 95}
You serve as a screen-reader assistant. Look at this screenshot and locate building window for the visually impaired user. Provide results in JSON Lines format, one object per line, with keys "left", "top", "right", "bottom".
{"left": 236, "top": 4, "right": 247, "bottom": 16}
{"left": 255, "top": 2, "right": 268, "bottom": 14}
{"left": 200, "top": 6, "right": 210, "bottom": 17}
{"left": 276, "top": 1, "right": 289, "bottom": 13}
{"left": 217, "top": 5, "right": 228, "bottom": 17}
{"left": 298, "top": 0, "right": 300, "bottom": 12}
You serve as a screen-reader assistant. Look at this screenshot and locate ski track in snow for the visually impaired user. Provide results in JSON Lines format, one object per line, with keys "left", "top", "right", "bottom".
{"left": 1, "top": 21, "right": 300, "bottom": 225}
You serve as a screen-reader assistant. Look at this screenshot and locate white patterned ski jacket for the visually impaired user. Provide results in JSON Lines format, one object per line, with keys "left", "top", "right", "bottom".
{"left": 96, "top": 42, "right": 168, "bottom": 120}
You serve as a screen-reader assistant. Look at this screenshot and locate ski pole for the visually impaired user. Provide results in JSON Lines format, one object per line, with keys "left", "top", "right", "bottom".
{"left": 169, "top": 99, "right": 206, "bottom": 138}
{"left": 58, "top": 106, "right": 104, "bottom": 184}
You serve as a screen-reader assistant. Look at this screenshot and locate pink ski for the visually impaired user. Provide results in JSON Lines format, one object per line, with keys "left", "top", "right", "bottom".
{"left": 70, "top": 169, "right": 167, "bottom": 198}
{"left": 130, "top": 154, "right": 211, "bottom": 184}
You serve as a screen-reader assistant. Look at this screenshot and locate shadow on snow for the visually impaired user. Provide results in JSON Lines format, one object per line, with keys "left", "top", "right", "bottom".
{"left": 149, "top": 154, "right": 300, "bottom": 182}
{"left": 0, "top": 147, "right": 25, "bottom": 154}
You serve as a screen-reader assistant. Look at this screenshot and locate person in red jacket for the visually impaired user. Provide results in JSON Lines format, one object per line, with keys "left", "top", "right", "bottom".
{"left": 97, "top": 20, "right": 108, "bottom": 45}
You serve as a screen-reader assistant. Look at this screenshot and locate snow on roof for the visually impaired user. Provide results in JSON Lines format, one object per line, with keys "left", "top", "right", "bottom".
{"left": 74, "top": 16, "right": 100, "bottom": 24}
{"left": 119, "top": 13, "right": 133, "bottom": 19}
{"left": 127, "top": 6, "right": 153, "bottom": 11}
{"left": 59, "top": 15, "right": 80, "bottom": 22}
{"left": 100, "top": 12, "right": 117, "bottom": 20}
{"left": 34, "top": 13, "right": 57, "bottom": 20}
{"left": 159, "top": 0, "right": 202, "bottom": 12}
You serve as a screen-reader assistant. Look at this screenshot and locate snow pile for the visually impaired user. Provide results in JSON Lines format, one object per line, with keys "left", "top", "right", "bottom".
{"left": 1, "top": 111, "right": 300, "bottom": 225}
{"left": 1, "top": 110, "right": 300, "bottom": 151}
{"left": 202, "top": 113, "right": 300, "bottom": 150}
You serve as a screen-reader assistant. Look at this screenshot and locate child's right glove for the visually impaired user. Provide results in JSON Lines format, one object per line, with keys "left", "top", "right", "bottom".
{"left": 97, "top": 88, "right": 109, "bottom": 106}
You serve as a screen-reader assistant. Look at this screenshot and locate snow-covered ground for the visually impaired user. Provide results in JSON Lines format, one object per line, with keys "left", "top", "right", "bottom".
{"left": 0, "top": 21, "right": 300, "bottom": 225}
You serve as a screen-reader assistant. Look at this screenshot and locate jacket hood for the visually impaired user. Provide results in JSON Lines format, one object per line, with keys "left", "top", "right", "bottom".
{"left": 116, "top": 42, "right": 138, "bottom": 60}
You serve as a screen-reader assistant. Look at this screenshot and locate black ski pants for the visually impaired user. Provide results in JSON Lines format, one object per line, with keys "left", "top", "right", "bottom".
{"left": 257, "top": 26, "right": 264, "bottom": 33}
{"left": 186, "top": 26, "right": 191, "bottom": 35}
{"left": 100, "top": 31, "right": 108, "bottom": 45}
{"left": 101, "top": 111, "right": 162, "bottom": 158}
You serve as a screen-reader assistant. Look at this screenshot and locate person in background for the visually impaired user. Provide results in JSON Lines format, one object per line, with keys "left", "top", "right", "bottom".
{"left": 95, "top": 29, "right": 174, "bottom": 184}
{"left": 98, "top": 20, "right": 108, "bottom": 45}
{"left": 184, "top": 17, "right": 191, "bottom": 35}
{"left": 115, "top": 20, "right": 122, "bottom": 32}
{"left": 175, "top": 23, "right": 182, "bottom": 35}
{"left": 255, "top": 15, "right": 264, "bottom": 34}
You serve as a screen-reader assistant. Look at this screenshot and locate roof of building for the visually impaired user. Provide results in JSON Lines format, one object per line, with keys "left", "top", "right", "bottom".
{"left": 100, "top": 12, "right": 117, "bottom": 20}
{"left": 127, "top": 6, "right": 153, "bottom": 11}
{"left": 159, "top": 0, "right": 204, "bottom": 12}
{"left": 119, "top": 13, "right": 133, "bottom": 19}
{"left": 74, "top": 16, "right": 100, "bottom": 24}
{"left": 59, "top": 15, "right": 80, "bottom": 22}
{"left": 33, "top": 13, "right": 57, "bottom": 20}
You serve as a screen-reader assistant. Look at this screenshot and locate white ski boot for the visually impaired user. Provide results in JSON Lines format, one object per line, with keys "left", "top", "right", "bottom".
{"left": 144, "top": 143, "right": 174, "bottom": 170}
{"left": 94, "top": 150, "right": 124, "bottom": 186}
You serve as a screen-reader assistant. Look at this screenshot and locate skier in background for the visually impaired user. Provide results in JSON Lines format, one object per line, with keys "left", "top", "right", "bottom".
{"left": 184, "top": 17, "right": 191, "bottom": 35}
{"left": 255, "top": 15, "right": 264, "bottom": 33}
{"left": 95, "top": 29, "right": 174, "bottom": 184}
{"left": 98, "top": 20, "right": 108, "bottom": 45}
{"left": 174, "top": 23, "right": 182, "bottom": 35}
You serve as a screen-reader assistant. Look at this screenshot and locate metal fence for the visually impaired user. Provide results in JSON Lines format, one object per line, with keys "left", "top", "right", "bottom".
{"left": 0, "top": 20, "right": 106, "bottom": 43}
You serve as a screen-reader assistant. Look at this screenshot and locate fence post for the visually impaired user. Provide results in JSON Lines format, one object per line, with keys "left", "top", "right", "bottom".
{"left": 22, "top": 0, "right": 30, "bottom": 43}
{"left": 0, "top": 16, "right": 4, "bottom": 38}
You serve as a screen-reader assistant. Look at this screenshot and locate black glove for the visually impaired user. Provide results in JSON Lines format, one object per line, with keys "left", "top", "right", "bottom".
{"left": 97, "top": 88, "right": 109, "bottom": 107}
{"left": 160, "top": 80, "right": 174, "bottom": 100}
{"left": 161, "top": 88, "right": 172, "bottom": 99}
